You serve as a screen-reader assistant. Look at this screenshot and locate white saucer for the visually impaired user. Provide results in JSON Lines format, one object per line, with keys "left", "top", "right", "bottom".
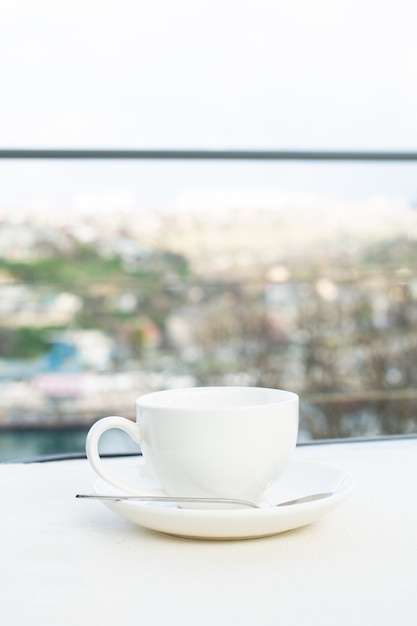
{"left": 91, "top": 458, "right": 354, "bottom": 540}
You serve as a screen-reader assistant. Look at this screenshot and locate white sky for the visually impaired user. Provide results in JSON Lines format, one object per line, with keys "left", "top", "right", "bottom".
{"left": 1, "top": 0, "right": 417, "bottom": 149}
{"left": 1, "top": 0, "right": 417, "bottom": 210}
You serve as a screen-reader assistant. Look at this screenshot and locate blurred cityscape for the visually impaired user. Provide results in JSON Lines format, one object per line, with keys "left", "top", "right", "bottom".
{"left": 1, "top": 188, "right": 417, "bottom": 457}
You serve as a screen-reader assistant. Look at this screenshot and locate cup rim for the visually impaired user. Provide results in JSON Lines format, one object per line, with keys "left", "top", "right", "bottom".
{"left": 136, "top": 386, "right": 299, "bottom": 411}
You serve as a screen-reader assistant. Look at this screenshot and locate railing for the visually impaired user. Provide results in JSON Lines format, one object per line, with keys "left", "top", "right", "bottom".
{"left": 2, "top": 148, "right": 417, "bottom": 160}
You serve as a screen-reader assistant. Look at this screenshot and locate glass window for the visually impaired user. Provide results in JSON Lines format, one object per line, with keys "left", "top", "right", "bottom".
{"left": 1, "top": 1, "right": 417, "bottom": 460}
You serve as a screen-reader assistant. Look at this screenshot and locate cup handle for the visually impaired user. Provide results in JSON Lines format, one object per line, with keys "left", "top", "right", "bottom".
{"left": 86, "top": 416, "right": 161, "bottom": 496}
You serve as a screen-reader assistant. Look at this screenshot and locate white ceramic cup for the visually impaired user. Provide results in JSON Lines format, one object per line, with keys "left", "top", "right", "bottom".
{"left": 86, "top": 386, "right": 299, "bottom": 504}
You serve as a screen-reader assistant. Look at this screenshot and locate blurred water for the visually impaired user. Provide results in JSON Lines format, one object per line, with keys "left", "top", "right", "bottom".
{"left": 0, "top": 427, "right": 141, "bottom": 462}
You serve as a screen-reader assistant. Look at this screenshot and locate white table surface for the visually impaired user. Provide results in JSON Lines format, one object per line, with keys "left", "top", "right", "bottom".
{"left": 1, "top": 437, "right": 417, "bottom": 626}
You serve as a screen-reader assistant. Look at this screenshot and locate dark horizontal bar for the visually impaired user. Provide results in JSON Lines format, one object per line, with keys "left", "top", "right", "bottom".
{"left": 7, "top": 433, "right": 417, "bottom": 463}
{"left": 1, "top": 148, "right": 417, "bottom": 161}
{"left": 3, "top": 451, "right": 142, "bottom": 464}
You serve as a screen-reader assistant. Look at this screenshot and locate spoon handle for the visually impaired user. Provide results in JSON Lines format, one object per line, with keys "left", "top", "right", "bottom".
{"left": 76, "top": 492, "right": 334, "bottom": 508}
{"left": 76, "top": 494, "right": 257, "bottom": 507}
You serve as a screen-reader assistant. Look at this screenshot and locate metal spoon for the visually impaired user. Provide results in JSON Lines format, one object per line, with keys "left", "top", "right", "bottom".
{"left": 75, "top": 491, "right": 334, "bottom": 508}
